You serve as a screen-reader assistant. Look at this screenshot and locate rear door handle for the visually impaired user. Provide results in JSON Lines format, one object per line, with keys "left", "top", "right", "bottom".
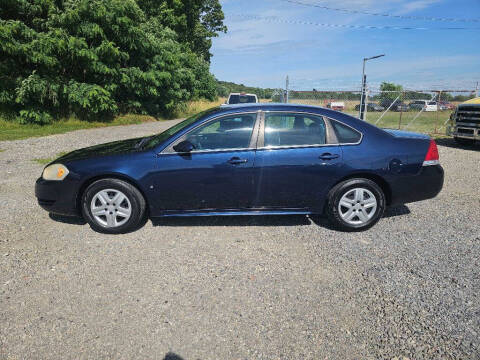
{"left": 318, "top": 153, "right": 340, "bottom": 160}
{"left": 228, "top": 157, "right": 248, "bottom": 165}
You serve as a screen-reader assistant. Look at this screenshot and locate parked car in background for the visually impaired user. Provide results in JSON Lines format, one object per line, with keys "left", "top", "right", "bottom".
{"left": 409, "top": 100, "right": 438, "bottom": 112}
{"left": 326, "top": 101, "right": 345, "bottom": 111}
{"left": 35, "top": 103, "right": 444, "bottom": 234}
{"left": 354, "top": 103, "right": 385, "bottom": 112}
{"left": 380, "top": 99, "right": 409, "bottom": 112}
{"left": 438, "top": 101, "right": 455, "bottom": 111}
{"left": 226, "top": 93, "right": 258, "bottom": 105}
{"left": 447, "top": 97, "right": 480, "bottom": 144}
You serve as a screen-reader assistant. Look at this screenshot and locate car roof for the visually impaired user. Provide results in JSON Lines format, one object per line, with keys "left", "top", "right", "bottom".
{"left": 219, "top": 102, "right": 327, "bottom": 111}
{"left": 205, "top": 103, "right": 375, "bottom": 131}
{"left": 228, "top": 93, "right": 257, "bottom": 96}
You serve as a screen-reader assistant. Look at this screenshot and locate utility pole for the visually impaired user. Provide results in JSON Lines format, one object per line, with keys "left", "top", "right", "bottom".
{"left": 285, "top": 75, "right": 289, "bottom": 103}
{"left": 360, "top": 54, "right": 385, "bottom": 120}
{"left": 476, "top": 81, "right": 479, "bottom": 97}
{"left": 364, "top": 83, "right": 369, "bottom": 121}
{"left": 360, "top": 62, "right": 367, "bottom": 120}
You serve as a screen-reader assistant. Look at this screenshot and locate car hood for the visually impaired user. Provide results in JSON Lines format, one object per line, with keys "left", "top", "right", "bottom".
{"left": 56, "top": 137, "right": 147, "bottom": 163}
{"left": 383, "top": 129, "right": 430, "bottom": 139}
{"left": 462, "top": 97, "right": 480, "bottom": 105}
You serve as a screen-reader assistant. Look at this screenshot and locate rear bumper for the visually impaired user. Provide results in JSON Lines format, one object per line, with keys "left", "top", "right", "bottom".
{"left": 35, "top": 177, "right": 81, "bottom": 216}
{"left": 389, "top": 165, "right": 444, "bottom": 205}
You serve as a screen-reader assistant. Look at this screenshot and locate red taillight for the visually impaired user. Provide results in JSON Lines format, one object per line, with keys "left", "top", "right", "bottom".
{"left": 423, "top": 139, "right": 439, "bottom": 166}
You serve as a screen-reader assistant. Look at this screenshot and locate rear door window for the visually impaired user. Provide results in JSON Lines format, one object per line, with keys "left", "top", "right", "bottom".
{"left": 264, "top": 113, "right": 326, "bottom": 147}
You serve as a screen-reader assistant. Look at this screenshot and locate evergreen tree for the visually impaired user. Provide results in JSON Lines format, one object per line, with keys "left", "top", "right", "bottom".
{"left": 0, "top": 0, "right": 225, "bottom": 123}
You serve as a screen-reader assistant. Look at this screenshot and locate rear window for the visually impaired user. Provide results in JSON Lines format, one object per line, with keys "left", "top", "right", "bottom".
{"left": 228, "top": 95, "right": 257, "bottom": 104}
{"left": 331, "top": 120, "right": 362, "bottom": 144}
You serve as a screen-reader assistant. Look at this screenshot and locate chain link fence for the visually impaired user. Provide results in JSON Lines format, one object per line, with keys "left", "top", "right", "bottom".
{"left": 271, "top": 88, "right": 477, "bottom": 135}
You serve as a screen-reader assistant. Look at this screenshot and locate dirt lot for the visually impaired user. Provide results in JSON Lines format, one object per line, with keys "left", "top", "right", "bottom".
{"left": 0, "top": 121, "right": 479, "bottom": 359}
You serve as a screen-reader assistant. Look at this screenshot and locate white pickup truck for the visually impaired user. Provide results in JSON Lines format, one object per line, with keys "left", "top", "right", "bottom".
{"left": 226, "top": 93, "right": 258, "bottom": 105}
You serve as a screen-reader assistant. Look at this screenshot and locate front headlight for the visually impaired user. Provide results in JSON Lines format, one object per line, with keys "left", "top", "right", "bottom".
{"left": 42, "top": 163, "right": 69, "bottom": 181}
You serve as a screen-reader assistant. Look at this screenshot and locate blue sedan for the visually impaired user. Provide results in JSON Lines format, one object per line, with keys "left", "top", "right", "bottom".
{"left": 35, "top": 104, "right": 444, "bottom": 233}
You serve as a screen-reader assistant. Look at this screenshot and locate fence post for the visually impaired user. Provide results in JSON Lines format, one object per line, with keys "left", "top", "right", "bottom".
{"left": 398, "top": 91, "right": 405, "bottom": 129}
{"left": 360, "top": 74, "right": 367, "bottom": 120}
{"left": 435, "top": 91, "right": 441, "bottom": 134}
{"left": 364, "top": 86, "right": 369, "bottom": 121}
{"left": 285, "top": 75, "right": 289, "bottom": 103}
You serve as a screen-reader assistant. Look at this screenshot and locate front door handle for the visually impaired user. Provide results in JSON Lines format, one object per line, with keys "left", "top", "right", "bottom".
{"left": 319, "top": 153, "right": 340, "bottom": 160}
{"left": 228, "top": 157, "right": 248, "bottom": 165}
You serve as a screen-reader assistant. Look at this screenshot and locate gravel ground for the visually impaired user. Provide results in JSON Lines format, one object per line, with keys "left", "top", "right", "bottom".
{"left": 0, "top": 122, "right": 479, "bottom": 360}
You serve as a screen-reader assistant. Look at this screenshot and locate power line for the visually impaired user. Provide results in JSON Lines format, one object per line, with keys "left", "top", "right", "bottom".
{"left": 281, "top": 0, "right": 480, "bottom": 23}
{"left": 231, "top": 14, "right": 480, "bottom": 31}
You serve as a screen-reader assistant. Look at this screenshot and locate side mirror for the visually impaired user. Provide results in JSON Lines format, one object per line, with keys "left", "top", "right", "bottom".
{"left": 173, "top": 140, "right": 195, "bottom": 153}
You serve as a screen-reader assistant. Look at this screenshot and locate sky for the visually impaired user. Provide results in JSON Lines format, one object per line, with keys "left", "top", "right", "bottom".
{"left": 210, "top": 0, "right": 480, "bottom": 91}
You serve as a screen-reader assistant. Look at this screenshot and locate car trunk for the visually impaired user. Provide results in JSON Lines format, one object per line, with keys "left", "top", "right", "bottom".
{"left": 382, "top": 129, "right": 430, "bottom": 140}
{"left": 383, "top": 129, "right": 432, "bottom": 174}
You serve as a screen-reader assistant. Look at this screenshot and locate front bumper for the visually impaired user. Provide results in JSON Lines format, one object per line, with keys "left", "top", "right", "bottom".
{"left": 35, "top": 177, "right": 81, "bottom": 216}
{"left": 389, "top": 165, "right": 444, "bottom": 206}
{"left": 449, "top": 125, "right": 480, "bottom": 140}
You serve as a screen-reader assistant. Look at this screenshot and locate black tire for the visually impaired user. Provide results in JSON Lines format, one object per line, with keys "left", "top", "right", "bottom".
{"left": 453, "top": 137, "right": 475, "bottom": 146}
{"left": 81, "top": 178, "right": 147, "bottom": 234}
{"left": 326, "top": 178, "right": 386, "bottom": 232}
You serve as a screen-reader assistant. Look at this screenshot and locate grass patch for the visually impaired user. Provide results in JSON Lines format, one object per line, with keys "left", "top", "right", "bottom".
{"left": 173, "top": 98, "right": 227, "bottom": 118}
{"left": 0, "top": 114, "right": 157, "bottom": 142}
{"left": 33, "top": 151, "right": 69, "bottom": 165}
{"left": 0, "top": 98, "right": 228, "bottom": 142}
{"left": 360, "top": 110, "right": 452, "bottom": 135}
{"left": 0, "top": 148, "right": 4, "bottom": 152}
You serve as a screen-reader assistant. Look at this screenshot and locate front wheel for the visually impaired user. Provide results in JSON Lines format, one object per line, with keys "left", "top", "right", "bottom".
{"left": 326, "top": 178, "right": 386, "bottom": 231}
{"left": 81, "top": 178, "right": 147, "bottom": 234}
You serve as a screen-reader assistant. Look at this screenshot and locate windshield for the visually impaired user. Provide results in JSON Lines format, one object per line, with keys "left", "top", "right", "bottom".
{"left": 228, "top": 95, "right": 257, "bottom": 104}
{"left": 143, "top": 108, "right": 219, "bottom": 149}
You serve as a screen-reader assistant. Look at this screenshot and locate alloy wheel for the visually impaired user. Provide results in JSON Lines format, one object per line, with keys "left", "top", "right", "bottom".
{"left": 338, "top": 188, "right": 377, "bottom": 225}
{"left": 90, "top": 189, "right": 132, "bottom": 228}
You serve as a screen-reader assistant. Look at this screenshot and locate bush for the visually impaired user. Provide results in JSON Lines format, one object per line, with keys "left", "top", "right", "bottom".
{"left": 18, "top": 109, "right": 52, "bottom": 125}
{"left": 0, "top": 0, "right": 225, "bottom": 123}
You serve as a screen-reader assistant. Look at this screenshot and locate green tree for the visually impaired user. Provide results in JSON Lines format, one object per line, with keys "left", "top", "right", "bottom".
{"left": 0, "top": 0, "right": 224, "bottom": 123}
{"left": 136, "top": 0, "right": 227, "bottom": 62}
{"left": 379, "top": 82, "right": 403, "bottom": 104}
{"left": 216, "top": 80, "right": 275, "bottom": 100}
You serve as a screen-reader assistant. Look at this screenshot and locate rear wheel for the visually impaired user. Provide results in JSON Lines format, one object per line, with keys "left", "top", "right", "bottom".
{"left": 326, "top": 178, "right": 385, "bottom": 231}
{"left": 81, "top": 178, "right": 146, "bottom": 234}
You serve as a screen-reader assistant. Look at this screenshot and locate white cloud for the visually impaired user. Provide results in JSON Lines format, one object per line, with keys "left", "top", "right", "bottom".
{"left": 212, "top": 0, "right": 476, "bottom": 90}
{"left": 397, "top": 0, "right": 442, "bottom": 14}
